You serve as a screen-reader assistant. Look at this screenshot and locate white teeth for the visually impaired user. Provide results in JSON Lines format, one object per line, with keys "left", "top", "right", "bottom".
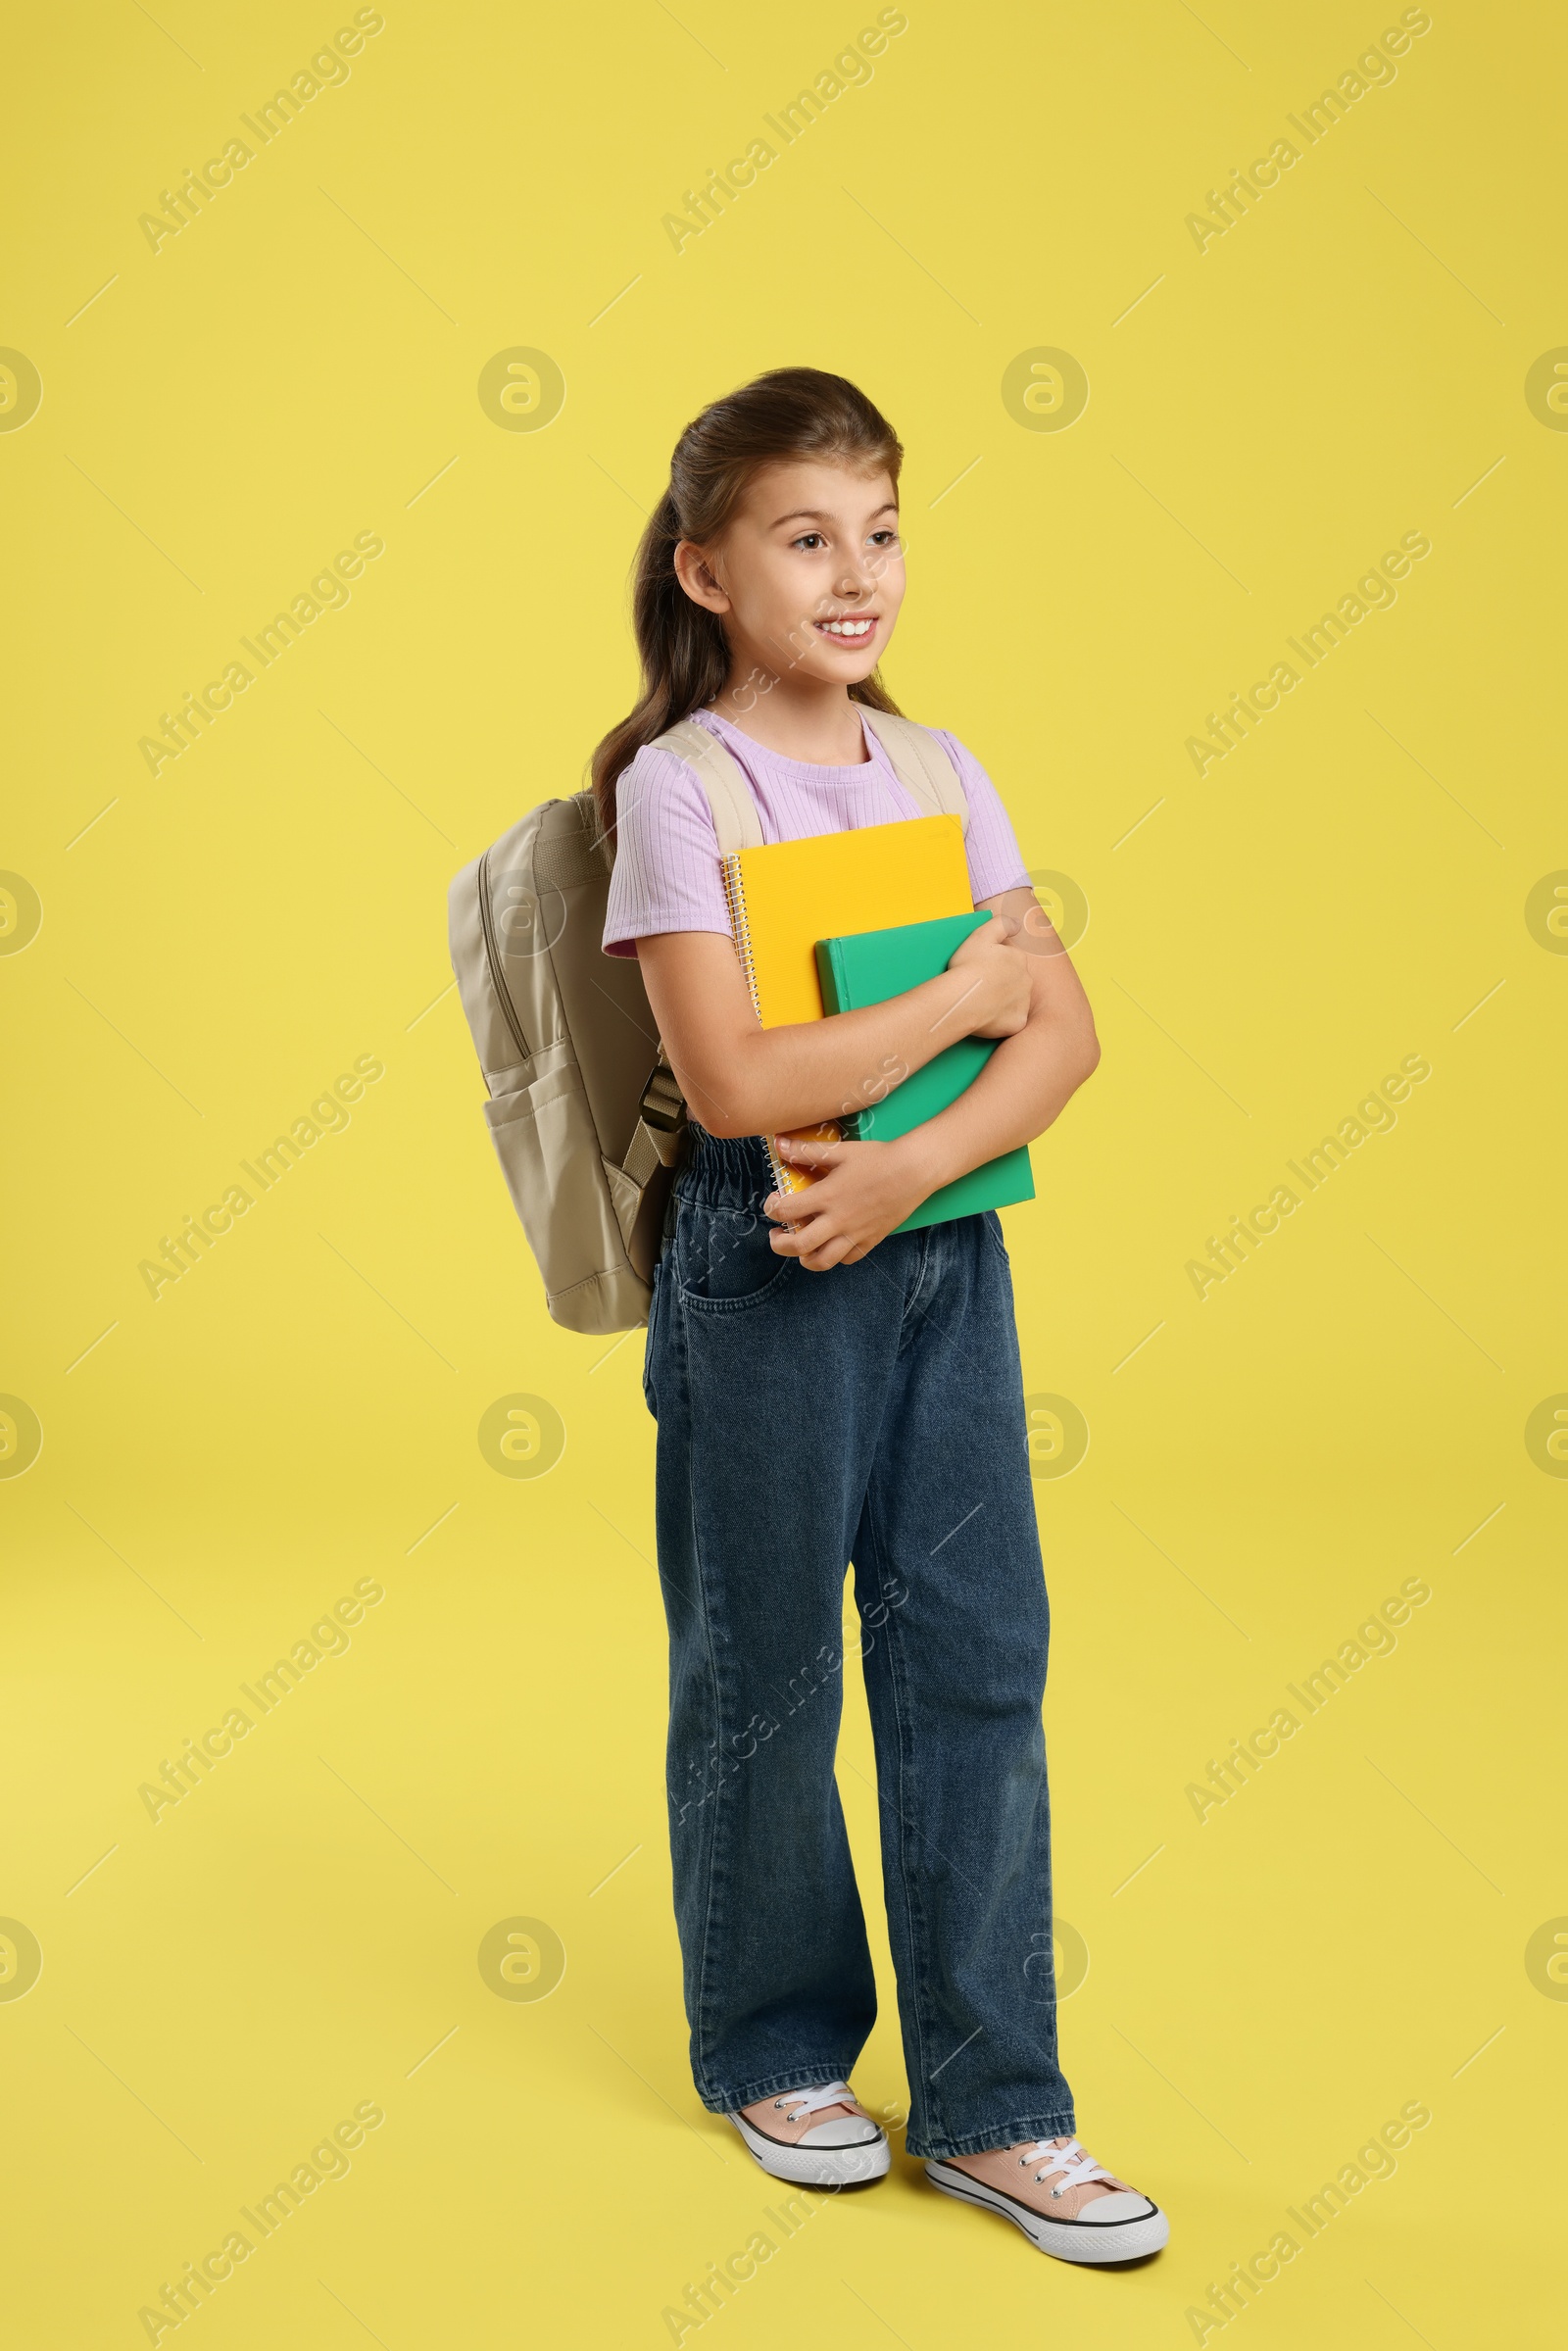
{"left": 820, "top": 618, "right": 872, "bottom": 636}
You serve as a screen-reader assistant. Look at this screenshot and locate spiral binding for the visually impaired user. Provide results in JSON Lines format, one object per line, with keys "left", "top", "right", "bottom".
{"left": 721, "top": 851, "right": 837, "bottom": 1202}
{"left": 720, "top": 853, "right": 761, "bottom": 1022}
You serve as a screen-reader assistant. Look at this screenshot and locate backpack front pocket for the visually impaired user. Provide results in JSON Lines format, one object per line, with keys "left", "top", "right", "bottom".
{"left": 483, "top": 1060, "right": 624, "bottom": 1299}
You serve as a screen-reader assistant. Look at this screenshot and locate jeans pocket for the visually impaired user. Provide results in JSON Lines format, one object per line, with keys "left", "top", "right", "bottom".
{"left": 674, "top": 1196, "right": 797, "bottom": 1313}
{"left": 981, "top": 1208, "right": 1011, "bottom": 1267}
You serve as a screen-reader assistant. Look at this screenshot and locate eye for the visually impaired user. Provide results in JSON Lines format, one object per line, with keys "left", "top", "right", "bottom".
{"left": 790, "top": 532, "right": 826, "bottom": 552}
{"left": 868, "top": 528, "right": 901, "bottom": 548}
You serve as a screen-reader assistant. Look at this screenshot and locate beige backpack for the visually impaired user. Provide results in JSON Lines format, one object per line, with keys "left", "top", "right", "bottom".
{"left": 447, "top": 710, "right": 969, "bottom": 1334}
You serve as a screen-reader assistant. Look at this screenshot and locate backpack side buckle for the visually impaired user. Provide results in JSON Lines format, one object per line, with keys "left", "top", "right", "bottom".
{"left": 638, "top": 1058, "right": 687, "bottom": 1159}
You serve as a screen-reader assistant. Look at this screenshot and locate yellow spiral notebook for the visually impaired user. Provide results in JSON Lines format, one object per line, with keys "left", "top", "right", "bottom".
{"left": 718, "top": 812, "right": 973, "bottom": 1197}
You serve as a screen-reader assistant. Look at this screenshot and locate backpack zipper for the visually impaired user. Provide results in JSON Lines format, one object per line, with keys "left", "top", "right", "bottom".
{"left": 476, "top": 847, "right": 532, "bottom": 1069}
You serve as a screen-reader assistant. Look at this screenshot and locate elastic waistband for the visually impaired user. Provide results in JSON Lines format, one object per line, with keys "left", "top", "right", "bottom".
{"left": 672, "top": 1123, "right": 774, "bottom": 1212}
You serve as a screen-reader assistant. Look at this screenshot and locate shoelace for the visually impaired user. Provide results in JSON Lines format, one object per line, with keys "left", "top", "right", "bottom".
{"left": 1017, "top": 2135, "right": 1114, "bottom": 2195}
{"left": 775, "top": 2081, "right": 857, "bottom": 2122}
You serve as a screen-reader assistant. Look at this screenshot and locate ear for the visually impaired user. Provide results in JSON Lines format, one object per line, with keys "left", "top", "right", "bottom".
{"left": 673, "top": 539, "right": 731, "bottom": 614}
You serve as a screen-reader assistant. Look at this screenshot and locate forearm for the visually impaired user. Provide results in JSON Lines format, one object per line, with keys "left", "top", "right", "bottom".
{"left": 895, "top": 992, "right": 1100, "bottom": 1193}
{"left": 686, "top": 966, "right": 997, "bottom": 1139}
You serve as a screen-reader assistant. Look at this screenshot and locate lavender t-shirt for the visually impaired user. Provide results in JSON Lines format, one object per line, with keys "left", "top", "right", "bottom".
{"left": 602, "top": 706, "right": 1029, "bottom": 957}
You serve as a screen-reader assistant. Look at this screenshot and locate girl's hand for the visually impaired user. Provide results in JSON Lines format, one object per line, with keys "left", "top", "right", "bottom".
{"left": 762, "top": 1133, "right": 932, "bottom": 1269}
{"left": 948, "top": 912, "right": 1032, "bottom": 1040}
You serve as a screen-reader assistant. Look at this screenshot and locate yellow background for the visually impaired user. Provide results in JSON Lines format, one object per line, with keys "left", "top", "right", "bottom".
{"left": 4, "top": 2, "right": 1563, "bottom": 2343}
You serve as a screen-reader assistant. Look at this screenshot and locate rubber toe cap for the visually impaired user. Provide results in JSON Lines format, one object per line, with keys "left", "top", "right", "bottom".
{"left": 1076, "top": 2190, "right": 1155, "bottom": 2224}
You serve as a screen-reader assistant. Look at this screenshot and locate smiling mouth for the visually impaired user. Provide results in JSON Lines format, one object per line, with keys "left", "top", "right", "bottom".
{"left": 813, "top": 614, "right": 879, "bottom": 640}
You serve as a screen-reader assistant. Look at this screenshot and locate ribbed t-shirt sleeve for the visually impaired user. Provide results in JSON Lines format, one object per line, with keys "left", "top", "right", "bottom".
{"left": 602, "top": 744, "right": 733, "bottom": 958}
{"left": 928, "top": 728, "right": 1032, "bottom": 903}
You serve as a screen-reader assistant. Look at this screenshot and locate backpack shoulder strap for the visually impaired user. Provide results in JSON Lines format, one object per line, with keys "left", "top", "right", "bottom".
{"left": 857, "top": 709, "right": 970, "bottom": 836}
{"left": 650, "top": 717, "right": 764, "bottom": 857}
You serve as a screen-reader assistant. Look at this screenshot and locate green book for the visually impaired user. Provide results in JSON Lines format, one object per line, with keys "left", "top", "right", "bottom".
{"left": 814, "top": 912, "right": 1035, "bottom": 1235}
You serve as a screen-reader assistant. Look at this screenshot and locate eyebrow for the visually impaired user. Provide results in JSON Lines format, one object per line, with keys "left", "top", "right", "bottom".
{"left": 769, "top": 503, "right": 900, "bottom": 528}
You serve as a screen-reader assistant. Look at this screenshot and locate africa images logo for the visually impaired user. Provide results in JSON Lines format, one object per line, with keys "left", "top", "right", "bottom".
{"left": 1185, "top": 1054, "right": 1431, "bottom": 1299}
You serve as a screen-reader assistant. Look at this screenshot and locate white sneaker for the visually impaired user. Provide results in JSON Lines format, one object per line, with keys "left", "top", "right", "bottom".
{"left": 925, "top": 2134, "right": 1169, "bottom": 2263}
{"left": 730, "top": 2081, "right": 891, "bottom": 2186}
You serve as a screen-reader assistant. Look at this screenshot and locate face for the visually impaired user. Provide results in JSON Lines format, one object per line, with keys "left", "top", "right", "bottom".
{"left": 676, "top": 460, "right": 906, "bottom": 688}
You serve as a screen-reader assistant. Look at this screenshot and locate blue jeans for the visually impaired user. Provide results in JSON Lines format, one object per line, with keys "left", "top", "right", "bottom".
{"left": 641, "top": 1126, "right": 1075, "bottom": 2161}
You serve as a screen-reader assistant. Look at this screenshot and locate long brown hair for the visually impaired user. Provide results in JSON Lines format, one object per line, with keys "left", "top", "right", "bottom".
{"left": 589, "top": 367, "right": 905, "bottom": 841}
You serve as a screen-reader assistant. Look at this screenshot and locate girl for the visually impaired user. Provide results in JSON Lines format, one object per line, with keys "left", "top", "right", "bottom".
{"left": 593, "top": 367, "right": 1168, "bottom": 2267}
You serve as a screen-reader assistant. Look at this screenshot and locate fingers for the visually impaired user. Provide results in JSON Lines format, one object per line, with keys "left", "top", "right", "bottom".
{"left": 957, "top": 910, "right": 1019, "bottom": 951}
{"left": 766, "top": 1208, "right": 876, "bottom": 1269}
{"left": 762, "top": 1189, "right": 818, "bottom": 1225}
{"left": 765, "top": 1137, "right": 848, "bottom": 1223}
{"left": 767, "top": 1209, "right": 850, "bottom": 1267}
{"left": 767, "top": 1217, "right": 821, "bottom": 1256}
{"left": 779, "top": 1230, "right": 855, "bottom": 1270}
{"left": 775, "top": 1134, "right": 843, "bottom": 1166}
